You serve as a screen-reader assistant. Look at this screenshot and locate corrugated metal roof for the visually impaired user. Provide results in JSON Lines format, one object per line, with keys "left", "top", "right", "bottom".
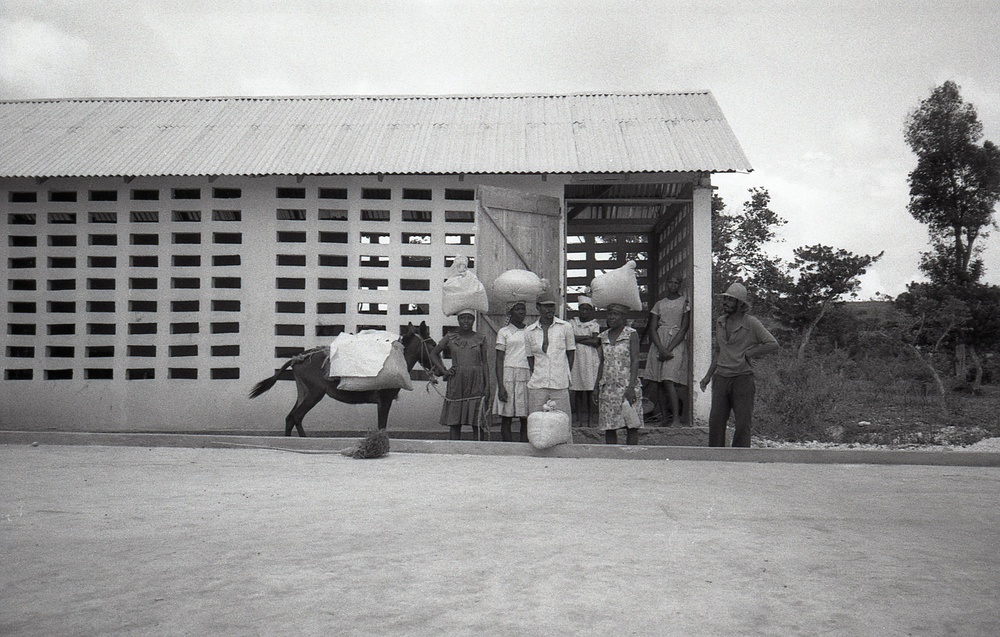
{"left": 0, "top": 92, "right": 752, "bottom": 178}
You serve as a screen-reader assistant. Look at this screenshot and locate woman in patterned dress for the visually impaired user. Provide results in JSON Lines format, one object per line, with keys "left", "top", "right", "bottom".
{"left": 429, "top": 309, "right": 491, "bottom": 441}
{"left": 593, "top": 303, "right": 643, "bottom": 445}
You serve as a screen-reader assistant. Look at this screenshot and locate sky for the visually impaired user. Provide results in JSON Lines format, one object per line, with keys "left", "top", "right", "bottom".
{"left": 2, "top": 0, "right": 999, "bottom": 298}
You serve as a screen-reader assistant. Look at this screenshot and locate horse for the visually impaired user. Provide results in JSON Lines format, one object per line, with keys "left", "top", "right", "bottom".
{"left": 248, "top": 322, "right": 438, "bottom": 436}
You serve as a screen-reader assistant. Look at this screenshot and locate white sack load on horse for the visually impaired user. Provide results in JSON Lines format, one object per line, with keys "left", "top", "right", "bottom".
{"left": 328, "top": 330, "right": 414, "bottom": 391}
{"left": 441, "top": 256, "right": 489, "bottom": 317}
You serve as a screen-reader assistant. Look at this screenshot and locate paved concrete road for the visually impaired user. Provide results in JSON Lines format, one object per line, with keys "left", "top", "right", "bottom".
{"left": 2, "top": 444, "right": 998, "bottom": 636}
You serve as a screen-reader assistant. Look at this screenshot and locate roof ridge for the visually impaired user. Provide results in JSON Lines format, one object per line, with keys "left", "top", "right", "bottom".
{"left": 0, "top": 90, "right": 713, "bottom": 105}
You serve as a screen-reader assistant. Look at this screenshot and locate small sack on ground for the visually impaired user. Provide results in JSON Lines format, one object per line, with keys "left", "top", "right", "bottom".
{"left": 527, "top": 401, "right": 572, "bottom": 449}
{"left": 621, "top": 399, "right": 643, "bottom": 429}
{"left": 590, "top": 260, "right": 643, "bottom": 310}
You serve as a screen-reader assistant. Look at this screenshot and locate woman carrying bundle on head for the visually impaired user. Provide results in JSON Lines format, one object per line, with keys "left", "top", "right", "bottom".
{"left": 429, "top": 309, "right": 491, "bottom": 441}
{"left": 493, "top": 300, "right": 531, "bottom": 442}
{"left": 593, "top": 303, "right": 644, "bottom": 445}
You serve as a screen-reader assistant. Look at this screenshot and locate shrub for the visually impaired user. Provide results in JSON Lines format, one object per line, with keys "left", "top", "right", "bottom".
{"left": 754, "top": 350, "right": 846, "bottom": 441}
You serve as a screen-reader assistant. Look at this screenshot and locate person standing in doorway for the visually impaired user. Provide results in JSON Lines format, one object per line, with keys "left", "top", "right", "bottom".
{"left": 494, "top": 301, "right": 531, "bottom": 442}
{"left": 526, "top": 287, "right": 576, "bottom": 421}
{"left": 643, "top": 275, "right": 690, "bottom": 426}
{"left": 568, "top": 296, "right": 601, "bottom": 426}
{"left": 699, "top": 282, "right": 779, "bottom": 447}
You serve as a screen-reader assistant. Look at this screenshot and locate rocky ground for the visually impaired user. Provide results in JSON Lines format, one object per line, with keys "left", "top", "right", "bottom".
{"left": 753, "top": 434, "right": 1000, "bottom": 452}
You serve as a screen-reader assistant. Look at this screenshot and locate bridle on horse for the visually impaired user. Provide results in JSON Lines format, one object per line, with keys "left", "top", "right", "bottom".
{"left": 404, "top": 333, "right": 439, "bottom": 378}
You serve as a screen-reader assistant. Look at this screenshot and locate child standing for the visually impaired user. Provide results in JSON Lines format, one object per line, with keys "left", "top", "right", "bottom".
{"left": 429, "top": 309, "right": 491, "bottom": 441}
{"left": 569, "top": 296, "right": 601, "bottom": 426}
{"left": 493, "top": 301, "right": 531, "bottom": 442}
{"left": 594, "top": 303, "right": 643, "bottom": 445}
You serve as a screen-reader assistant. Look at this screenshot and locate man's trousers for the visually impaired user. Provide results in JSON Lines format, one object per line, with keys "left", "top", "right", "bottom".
{"left": 708, "top": 373, "right": 755, "bottom": 447}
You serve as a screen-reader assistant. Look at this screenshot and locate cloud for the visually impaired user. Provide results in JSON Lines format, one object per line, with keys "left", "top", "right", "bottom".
{"left": 0, "top": 18, "right": 91, "bottom": 98}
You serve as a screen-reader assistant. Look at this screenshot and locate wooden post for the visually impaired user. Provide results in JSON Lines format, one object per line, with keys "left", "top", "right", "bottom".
{"left": 690, "top": 176, "right": 714, "bottom": 426}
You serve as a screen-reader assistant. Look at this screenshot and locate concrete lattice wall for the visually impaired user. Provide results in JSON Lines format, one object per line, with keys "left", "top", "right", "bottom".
{"left": 2, "top": 172, "right": 712, "bottom": 432}
{"left": 1, "top": 174, "right": 565, "bottom": 432}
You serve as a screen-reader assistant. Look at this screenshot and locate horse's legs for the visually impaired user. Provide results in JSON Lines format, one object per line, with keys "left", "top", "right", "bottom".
{"left": 376, "top": 390, "right": 391, "bottom": 430}
{"left": 285, "top": 386, "right": 325, "bottom": 437}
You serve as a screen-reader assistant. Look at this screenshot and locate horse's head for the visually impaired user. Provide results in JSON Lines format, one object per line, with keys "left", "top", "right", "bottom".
{"left": 400, "top": 321, "right": 437, "bottom": 373}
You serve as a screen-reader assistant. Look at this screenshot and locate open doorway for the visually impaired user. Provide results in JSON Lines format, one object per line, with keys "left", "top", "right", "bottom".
{"left": 564, "top": 180, "right": 695, "bottom": 426}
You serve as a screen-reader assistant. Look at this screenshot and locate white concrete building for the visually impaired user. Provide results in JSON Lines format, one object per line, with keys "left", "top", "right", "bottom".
{"left": 0, "top": 92, "right": 750, "bottom": 433}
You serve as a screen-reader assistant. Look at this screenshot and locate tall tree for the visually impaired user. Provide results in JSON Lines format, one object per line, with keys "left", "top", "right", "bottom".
{"left": 904, "top": 80, "right": 1000, "bottom": 286}
{"left": 710, "top": 187, "right": 788, "bottom": 313}
{"left": 773, "top": 245, "right": 883, "bottom": 359}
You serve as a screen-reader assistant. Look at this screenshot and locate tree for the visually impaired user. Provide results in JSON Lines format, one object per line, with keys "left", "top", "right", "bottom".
{"left": 898, "top": 281, "right": 1000, "bottom": 388}
{"left": 890, "top": 288, "right": 971, "bottom": 409}
{"left": 904, "top": 80, "right": 1000, "bottom": 286}
{"left": 710, "top": 187, "right": 788, "bottom": 313}
{"left": 773, "top": 245, "right": 883, "bottom": 359}
{"left": 903, "top": 81, "right": 1000, "bottom": 386}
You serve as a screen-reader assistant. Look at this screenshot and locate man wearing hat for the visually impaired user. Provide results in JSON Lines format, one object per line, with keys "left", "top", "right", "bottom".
{"left": 699, "top": 282, "right": 779, "bottom": 447}
{"left": 525, "top": 286, "right": 576, "bottom": 420}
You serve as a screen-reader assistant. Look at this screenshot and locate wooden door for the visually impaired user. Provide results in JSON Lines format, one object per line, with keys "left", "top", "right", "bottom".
{"left": 475, "top": 185, "right": 563, "bottom": 347}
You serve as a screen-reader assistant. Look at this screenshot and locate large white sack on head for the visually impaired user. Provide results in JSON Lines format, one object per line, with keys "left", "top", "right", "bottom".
{"left": 329, "top": 330, "right": 394, "bottom": 377}
{"left": 527, "top": 401, "right": 572, "bottom": 449}
{"left": 338, "top": 341, "right": 414, "bottom": 391}
{"left": 590, "top": 260, "right": 643, "bottom": 311}
{"left": 442, "top": 257, "right": 489, "bottom": 316}
{"left": 493, "top": 269, "right": 545, "bottom": 303}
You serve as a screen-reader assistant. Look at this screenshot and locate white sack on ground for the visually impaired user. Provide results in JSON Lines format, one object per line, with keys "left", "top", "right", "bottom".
{"left": 527, "top": 401, "right": 572, "bottom": 449}
{"left": 590, "top": 260, "right": 643, "bottom": 310}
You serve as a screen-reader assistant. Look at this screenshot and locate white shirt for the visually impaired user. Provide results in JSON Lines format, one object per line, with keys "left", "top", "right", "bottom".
{"left": 525, "top": 317, "right": 576, "bottom": 390}
{"left": 495, "top": 324, "right": 530, "bottom": 369}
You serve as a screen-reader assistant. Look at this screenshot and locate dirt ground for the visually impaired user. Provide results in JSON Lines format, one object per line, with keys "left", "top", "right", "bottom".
{"left": 2, "top": 443, "right": 999, "bottom": 637}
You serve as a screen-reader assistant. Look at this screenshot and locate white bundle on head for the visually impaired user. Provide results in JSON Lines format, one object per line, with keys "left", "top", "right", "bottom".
{"left": 493, "top": 269, "right": 545, "bottom": 303}
{"left": 590, "top": 260, "right": 643, "bottom": 311}
{"left": 442, "top": 257, "right": 489, "bottom": 316}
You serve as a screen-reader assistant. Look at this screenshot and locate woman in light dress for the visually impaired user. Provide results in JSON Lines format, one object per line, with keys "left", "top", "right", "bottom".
{"left": 493, "top": 301, "right": 531, "bottom": 442}
{"left": 568, "top": 296, "right": 601, "bottom": 426}
{"left": 643, "top": 275, "right": 690, "bottom": 426}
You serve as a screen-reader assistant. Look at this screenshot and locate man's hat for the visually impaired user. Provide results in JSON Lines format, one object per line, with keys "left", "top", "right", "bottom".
{"left": 536, "top": 287, "right": 558, "bottom": 305}
{"left": 719, "top": 282, "right": 750, "bottom": 306}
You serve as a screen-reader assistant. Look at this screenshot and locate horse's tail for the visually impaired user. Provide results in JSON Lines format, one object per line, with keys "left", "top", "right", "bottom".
{"left": 248, "top": 347, "right": 328, "bottom": 399}
{"left": 248, "top": 358, "right": 296, "bottom": 399}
